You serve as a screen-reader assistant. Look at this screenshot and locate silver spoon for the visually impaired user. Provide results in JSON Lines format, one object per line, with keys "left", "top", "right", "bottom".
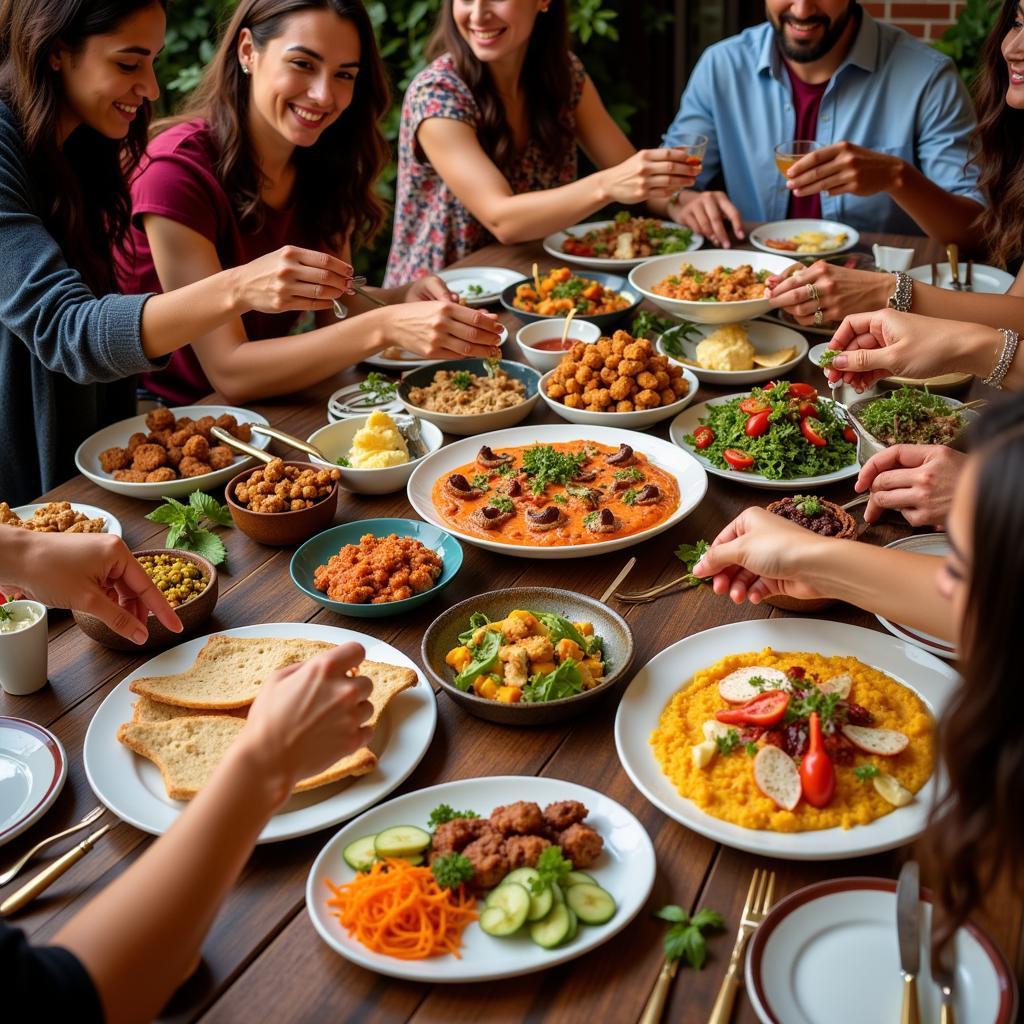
{"left": 333, "top": 275, "right": 387, "bottom": 320}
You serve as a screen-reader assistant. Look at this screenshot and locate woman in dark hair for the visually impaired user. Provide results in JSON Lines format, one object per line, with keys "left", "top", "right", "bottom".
{"left": 383, "top": 0, "right": 701, "bottom": 286}
{"left": 0, "top": 0, "right": 356, "bottom": 505}
{"left": 117, "top": 0, "right": 500, "bottom": 406}
{"left": 689, "top": 396, "right": 1024, "bottom": 942}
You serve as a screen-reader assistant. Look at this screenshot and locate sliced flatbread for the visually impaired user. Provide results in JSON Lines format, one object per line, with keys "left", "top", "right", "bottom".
{"left": 751, "top": 346, "right": 797, "bottom": 368}
{"left": 131, "top": 695, "right": 248, "bottom": 723}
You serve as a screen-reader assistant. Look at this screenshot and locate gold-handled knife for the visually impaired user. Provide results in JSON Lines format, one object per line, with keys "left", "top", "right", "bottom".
{"left": 930, "top": 909, "right": 957, "bottom": 1024}
{"left": 0, "top": 823, "right": 112, "bottom": 916}
{"left": 945, "top": 244, "right": 962, "bottom": 291}
{"left": 896, "top": 861, "right": 921, "bottom": 1024}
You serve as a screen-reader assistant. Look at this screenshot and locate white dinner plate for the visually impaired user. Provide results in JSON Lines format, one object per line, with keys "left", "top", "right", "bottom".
{"left": 749, "top": 218, "right": 859, "bottom": 256}
{"left": 406, "top": 423, "right": 709, "bottom": 559}
{"left": 437, "top": 266, "right": 524, "bottom": 306}
{"left": 0, "top": 718, "right": 67, "bottom": 846}
{"left": 908, "top": 262, "right": 1014, "bottom": 294}
{"left": 11, "top": 503, "right": 123, "bottom": 538}
{"left": 362, "top": 323, "right": 508, "bottom": 371}
{"left": 614, "top": 618, "right": 960, "bottom": 860}
{"left": 746, "top": 878, "right": 1018, "bottom": 1023}
{"left": 83, "top": 623, "right": 436, "bottom": 843}
{"left": 657, "top": 319, "right": 807, "bottom": 386}
{"left": 669, "top": 394, "right": 859, "bottom": 490}
{"left": 305, "top": 775, "right": 655, "bottom": 982}
{"left": 74, "top": 405, "right": 270, "bottom": 502}
{"left": 326, "top": 381, "right": 404, "bottom": 423}
{"left": 876, "top": 534, "right": 956, "bottom": 660}
{"left": 542, "top": 219, "right": 704, "bottom": 271}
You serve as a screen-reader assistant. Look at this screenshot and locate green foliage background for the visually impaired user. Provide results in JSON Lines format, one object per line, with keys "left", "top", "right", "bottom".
{"left": 932, "top": 0, "right": 1002, "bottom": 87}
{"left": 156, "top": 0, "right": 669, "bottom": 278}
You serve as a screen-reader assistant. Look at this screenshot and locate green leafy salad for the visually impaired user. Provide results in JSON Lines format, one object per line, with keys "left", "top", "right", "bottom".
{"left": 683, "top": 381, "right": 857, "bottom": 480}
{"left": 857, "top": 387, "right": 964, "bottom": 447}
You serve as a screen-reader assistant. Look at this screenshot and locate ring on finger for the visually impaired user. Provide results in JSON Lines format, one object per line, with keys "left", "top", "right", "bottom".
{"left": 813, "top": 307, "right": 825, "bottom": 327}
{"left": 807, "top": 282, "right": 819, "bottom": 303}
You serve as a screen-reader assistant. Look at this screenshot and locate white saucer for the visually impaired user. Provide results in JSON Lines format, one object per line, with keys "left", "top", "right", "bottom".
{"left": 0, "top": 718, "right": 67, "bottom": 846}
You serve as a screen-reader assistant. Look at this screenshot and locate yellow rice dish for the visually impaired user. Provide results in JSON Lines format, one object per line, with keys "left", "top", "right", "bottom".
{"left": 650, "top": 649, "right": 934, "bottom": 832}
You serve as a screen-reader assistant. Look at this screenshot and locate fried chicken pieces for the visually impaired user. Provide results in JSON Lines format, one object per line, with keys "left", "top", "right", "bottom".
{"left": 99, "top": 408, "right": 250, "bottom": 483}
{"left": 430, "top": 800, "right": 603, "bottom": 890}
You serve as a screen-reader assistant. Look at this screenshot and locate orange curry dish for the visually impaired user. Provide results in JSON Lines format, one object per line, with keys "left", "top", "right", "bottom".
{"left": 431, "top": 440, "right": 680, "bottom": 547}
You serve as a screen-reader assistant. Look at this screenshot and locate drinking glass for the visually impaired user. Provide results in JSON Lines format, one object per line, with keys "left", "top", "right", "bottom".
{"left": 774, "top": 140, "right": 821, "bottom": 183}
{"left": 668, "top": 133, "right": 707, "bottom": 204}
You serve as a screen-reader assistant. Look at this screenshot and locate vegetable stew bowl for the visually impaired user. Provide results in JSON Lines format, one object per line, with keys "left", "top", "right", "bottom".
{"left": 499, "top": 271, "right": 642, "bottom": 332}
{"left": 420, "top": 588, "right": 635, "bottom": 726}
{"left": 628, "top": 250, "right": 799, "bottom": 325}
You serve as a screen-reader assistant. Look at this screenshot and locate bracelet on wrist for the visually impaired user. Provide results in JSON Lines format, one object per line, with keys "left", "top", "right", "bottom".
{"left": 886, "top": 271, "right": 913, "bottom": 313}
{"left": 983, "top": 327, "right": 1020, "bottom": 389}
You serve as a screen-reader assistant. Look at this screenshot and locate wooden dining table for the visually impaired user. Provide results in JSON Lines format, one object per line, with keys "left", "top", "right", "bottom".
{"left": 3, "top": 229, "right": 1021, "bottom": 1023}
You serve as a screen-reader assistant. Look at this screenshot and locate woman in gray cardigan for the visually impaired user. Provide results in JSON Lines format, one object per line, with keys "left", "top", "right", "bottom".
{"left": 0, "top": 0, "right": 353, "bottom": 504}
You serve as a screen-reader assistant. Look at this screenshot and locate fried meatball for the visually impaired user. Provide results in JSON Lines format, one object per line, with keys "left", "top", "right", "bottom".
{"left": 194, "top": 415, "right": 216, "bottom": 439}
{"left": 232, "top": 421, "right": 253, "bottom": 443}
{"left": 431, "top": 817, "right": 491, "bottom": 854}
{"left": 182, "top": 434, "right": 210, "bottom": 461}
{"left": 558, "top": 823, "right": 603, "bottom": 869}
{"left": 168, "top": 424, "right": 197, "bottom": 447}
{"left": 113, "top": 469, "right": 148, "bottom": 483}
{"left": 99, "top": 447, "right": 131, "bottom": 473}
{"left": 207, "top": 445, "right": 234, "bottom": 470}
{"left": 145, "top": 467, "right": 177, "bottom": 483}
{"left": 179, "top": 457, "right": 212, "bottom": 478}
{"left": 462, "top": 832, "right": 509, "bottom": 889}
{"left": 148, "top": 429, "right": 173, "bottom": 447}
{"left": 543, "top": 800, "right": 588, "bottom": 832}
{"left": 131, "top": 443, "right": 167, "bottom": 473}
{"left": 489, "top": 801, "right": 544, "bottom": 836}
{"left": 214, "top": 413, "right": 238, "bottom": 432}
{"left": 127, "top": 432, "right": 149, "bottom": 453}
{"left": 506, "top": 834, "right": 551, "bottom": 869}
{"left": 165, "top": 445, "right": 184, "bottom": 468}
{"left": 145, "top": 406, "right": 175, "bottom": 432}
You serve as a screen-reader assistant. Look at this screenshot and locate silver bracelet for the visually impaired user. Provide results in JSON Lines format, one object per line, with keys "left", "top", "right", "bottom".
{"left": 983, "top": 327, "right": 1020, "bottom": 389}
{"left": 886, "top": 271, "right": 913, "bottom": 313}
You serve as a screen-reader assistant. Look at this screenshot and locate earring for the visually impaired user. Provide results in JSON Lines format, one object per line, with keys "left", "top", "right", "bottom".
{"left": 240, "top": 63, "right": 251, "bottom": 76}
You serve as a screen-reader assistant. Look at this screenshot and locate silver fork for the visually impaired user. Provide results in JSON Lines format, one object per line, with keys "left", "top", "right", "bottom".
{"left": 333, "top": 275, "right": 387, "bottom": 320}
{"left": 0, "top": 806, "right": 105, "bottom": 887}
{"left": 708, "top": 868, "right": 777, "bottom": 1024}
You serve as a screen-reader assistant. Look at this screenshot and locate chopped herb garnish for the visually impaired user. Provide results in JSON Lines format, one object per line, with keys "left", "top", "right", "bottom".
{"left": 431, "top": 853, "right": 475, "bottom": 889}
{"left": 0, "top": 603, "right": 11, "bottom": 623}
{"left": 853, "top": 764, "right": 881, "bottom": 782}
{"left": 744, "top": 741, "right": 759, "bottom": 756}
{"left": 583, "top": 510, "right": 600, "bottom": 529}
{"left": 428, "top": 804, "right": 480, "bottom": 830}
{"left": 529, "top": 845, "right": 573, "bottom": 894}
{"left": 551, "top": 277, "right": 587, "bottom": 300}
{"left": 783, "top": 687, "right": 843, "bottom": 728}
{"left": 357, "top": 371, "right": 397, "bottom": 405}
{"left": 621, "top": 488, "right": 639, "bottom": 506}
{"left": 470, "top": 473, "right": 491, "bottom": 491}
{"left": 793, "top": 494, "right": 822, "bottom": 517}
{"left": 552, "top": 494, "right": 568, "bottom": 504}
{"left": 613, "top": 466, "right": 645, "bottom": 482}
{"left": 819, "top": 348, "right": 839, "bottom": 368}
{"left": 520, "top": 444, "right": 587, "bottom": 495}
{"left": 655, "top": 905, "right": 725, "bottom": 969}
{"left": 451, "top": 370, "right": 473, "bottom": 390}
{"left": 715, "top": 728, "right": 741, "bottom": 756}
{"left": 335, "top": 455, "right": 352, "bottom": 468}
{"left": 488, "top": 495, "right": 514, "bottom": 513}
{"left": 465, "top": 283, "right": 484, "bottom": 296}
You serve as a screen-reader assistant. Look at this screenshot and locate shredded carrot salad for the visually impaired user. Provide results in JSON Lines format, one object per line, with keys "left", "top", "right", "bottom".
{"left": 326, "top": 858, "right": 478, "bottom": 960}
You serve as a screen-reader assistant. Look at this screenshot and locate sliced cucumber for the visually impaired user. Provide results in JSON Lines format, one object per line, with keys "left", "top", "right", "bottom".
{"left": 500, "top": 867, "right": 540, "bottom": 890}
{"left": 342, "top": 834, "right": 378, "bottom": 872}
{"left": 399, "top": 853, "right": 424, "bottom": 867}
{"left": 373, "top": 825, "right": 431, "bottom": 858}
{"left": 565, "top": 907, "right": 579, "bottom": 942}
{"left": 563, "top": 871, "right": 597, "bottom": 888}
{"left": 566, "top": 882, "right": 616, "bottom": 925}
{"left": 480, "top": 882, "right": 531, "bottom": 936}
{"left": 529, "top": 902, "right": 573, "bottom": 949}
{"left": 497, "top": 868, "right": 552, "bottom": 921}
{"left": 551, "top": 881, "right": 565, "bottom": 904}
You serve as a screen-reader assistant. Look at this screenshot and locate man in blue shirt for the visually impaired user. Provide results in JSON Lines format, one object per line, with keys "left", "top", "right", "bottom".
{"left": 657, "top": 0, "right": 984, "bottom": 248}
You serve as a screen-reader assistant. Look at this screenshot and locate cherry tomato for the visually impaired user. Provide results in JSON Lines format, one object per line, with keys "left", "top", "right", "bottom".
{"left": 744, "top": 411, "right": 771, "bottom": 437}
{"left": 800, "top": 417, "right": 827, "bottom": 447}
{"left": 716, "top": 690, "right": 791, "bottom": 728}
{"left": 723, "top": 447, "right": 755, "bottom": 471}
{"left": 799, "top": 712, "right": 836, "bottom": 808}
{"left": 796, "top": 401, "right": 819, "bottom": 420}
{"left": 739, "top": 397, "right": 770, "bottom": 415}
{"left": 842, "top": 426, "right": 857, "bottom": 444}
{"left": 693, "top": 426, "right": 715, "bottom": 450}
{"left": 788, "top": 382, "right": 818, "bottom": 400}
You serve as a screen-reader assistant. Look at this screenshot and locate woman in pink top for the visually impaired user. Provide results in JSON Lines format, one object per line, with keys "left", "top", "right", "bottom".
{"left": 117, "top": 0, "right": 501, "bottom": 405}
{"left": 384, "top": 0, "right": 702, "bottom": 286}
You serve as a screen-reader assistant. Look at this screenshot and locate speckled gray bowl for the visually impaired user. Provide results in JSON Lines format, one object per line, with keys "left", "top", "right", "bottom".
{"left": 421, "top": 587, "right": 634, "bottom": 726}
{"left": 848, "top": 392, "right": 978, "bottom": 466}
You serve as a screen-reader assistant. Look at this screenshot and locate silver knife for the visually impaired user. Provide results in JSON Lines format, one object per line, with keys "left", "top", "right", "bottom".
{"left": 930, "top": 910, "right": 957, "bottom": 1024}
{"left": 896, "top": 861, "right": 921, "bottom": 1024}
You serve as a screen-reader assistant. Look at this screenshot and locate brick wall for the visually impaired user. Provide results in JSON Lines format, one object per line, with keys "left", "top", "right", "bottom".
{"left": 863, "top": 1, "right": 965, "bottom": 40}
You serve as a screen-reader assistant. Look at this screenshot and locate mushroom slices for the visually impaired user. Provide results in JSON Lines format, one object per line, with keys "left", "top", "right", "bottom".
{"left": 476, "top": 445, "right": 513, "bottom": 470}
{"left": 605, "top": 443, "right": 636, "bottom": 467}
{"left": 633, "top": 484, "right": 662, "bottom": 506}
{"left": 471, "top": 505, "right": 515, "bottom": 530}
{"left": 525, "top": 506, "right": 566, "bottom": 533}
{"left": 444, "top": 473, "right": 486, "bottom": 500}
{"left": 584, "top": 508, "right": 620, "bottom": 534}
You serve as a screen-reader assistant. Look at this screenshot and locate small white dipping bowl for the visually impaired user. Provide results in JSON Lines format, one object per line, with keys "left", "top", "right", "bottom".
{"left": 516, "top": 318, "right": 602, "bottom": 373}
{"left": 306, "top": 416, "right": 444, "bottom": 495}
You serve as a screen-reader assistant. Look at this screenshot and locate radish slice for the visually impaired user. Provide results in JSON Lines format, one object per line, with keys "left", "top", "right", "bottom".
{"left": 718, "top": 666, "right": 789, "bottom": 704}
{"left": 753, "top": 745, "right": 801, "bottom": 810}
{"left": 841, "top": 724, "right": 909, "bottom": 756}
{"left": 818, "top": 672, "right": 852, "bottom": 699}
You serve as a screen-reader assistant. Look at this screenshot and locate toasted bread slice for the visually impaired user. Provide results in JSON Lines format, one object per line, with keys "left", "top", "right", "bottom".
{"left": 360, "top": 660, "right": 417, "bottom": 727}
{"left": 131, "top": 695, "right": 248, "bottom": 723}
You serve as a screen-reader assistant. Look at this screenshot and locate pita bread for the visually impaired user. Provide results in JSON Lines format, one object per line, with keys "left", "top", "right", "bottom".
{"left": 751, "top": 346, "right": 798, "bottom": 368}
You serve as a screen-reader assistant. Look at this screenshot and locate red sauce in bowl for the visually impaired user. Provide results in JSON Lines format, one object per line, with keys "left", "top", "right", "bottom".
{"left": 529, "top": 337, "right": 585, "bottom": 352}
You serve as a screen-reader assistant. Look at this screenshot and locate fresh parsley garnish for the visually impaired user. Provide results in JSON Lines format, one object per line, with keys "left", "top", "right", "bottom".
{"left": 715, "top": 728, "right": 741, "bottom": 756}
{"left": 357, "top": 371, "right": 397, "bottom": 405}
{"left": 451, "top": 370, "right": 473, "bottom": 390}
{"left": 655, "top": 905, "right": 725, "bottom": 969}
{"left": 583, "top": 510, "right": 600, "bottom": 529}
{"left": 529, "top": 845, "right": 572, "bottom": 895}
{"left": 631, "top": 310, "right": 686, "bottom": 341}
{"left": 427, "top": 804, "right": 480, "bottom": 830}
{"left": 674, "top": 540, "right": 711, "bottom": 587}
{"left": 470, "top": 473, "right": 491, "bottom": 491}
{"left": 0, "top": 603, "right": 11, "bottom": 623}
{"left": 335, "top": 456, "right": 352, "bottom": 468}
{"left": 744, "top": 741, "right": 759, "bottom": 756}
{"left": 853, "top": 764, "right": 881, "bottom": 782}
{"left": 551, "top": 277, "right": 586, "bottom": 300}
{"left": 621, "top": 488, "right": 639, "bottom": 506}
{"left": 819, "top": 348, "right": 839, "bottom": 368}
{"left": 465, "top": 283, "right": 484, "bottom": 296}
{"left": 552, "top": 493, "right": 568, "bottom": 504}
{"left": 145, "top": 491, "right": 233, "bottom": 565}
{"left": 488, "top": 495, "right": 514, "bottom": 513}
{"left": 431, "top": 853, "right": 475, "bottom": 889}
{"left": 520, "top": 445, "right": 587, "bottom": 496}
{"left": 783, "top": 688, "right": 843, "bottom": 728}
{"left": 613, "top": 466, "right": 645, "bottom": 482}
{"left": 793, "top": 494, "right": 822, "bottom": 517}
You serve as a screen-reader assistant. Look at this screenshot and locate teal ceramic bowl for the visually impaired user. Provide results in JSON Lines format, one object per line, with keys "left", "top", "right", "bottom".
{"left": 289, "top": 518, "right": 463, "bottom": 618}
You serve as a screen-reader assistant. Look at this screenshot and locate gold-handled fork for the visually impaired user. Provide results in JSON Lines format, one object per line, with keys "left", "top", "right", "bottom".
{"left": 0, "top": 806, "right": 105, "bottom": 887}
{"left": 707, "top": 869, "right": 776, "bottom": 1024}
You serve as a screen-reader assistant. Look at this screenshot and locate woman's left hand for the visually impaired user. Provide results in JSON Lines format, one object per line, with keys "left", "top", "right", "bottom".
{"left": 765, "top": 261, "right": 890, "bottom": 325}
{"left": 404, "top": 274, "right": 457, "bottom": 304}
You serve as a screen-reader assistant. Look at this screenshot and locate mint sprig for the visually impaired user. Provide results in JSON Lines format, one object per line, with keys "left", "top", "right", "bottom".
{"left": 145, "top": 491, "right": 233, "bottom": 565}
{"left": 655, "top": 905, "right": 725, "bottom": 969}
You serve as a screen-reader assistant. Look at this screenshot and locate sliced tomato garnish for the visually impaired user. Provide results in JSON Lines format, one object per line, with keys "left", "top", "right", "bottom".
{"left": 787, "top": 382, "right": 818, "bottom": 400}
{"left": 744, "top": 411, "right": 771, "bottom": 438}
{"left": 842, "top": 426, "right": 857, "bottom": 444}
{"left": 723, "top": 447, "right": 756, "bottom": 471}
{"left": 797, "top": 401, "right": 819, "bottom": 420}
{"left": 693, "top": 426, "right": 715, "bottom": 450}
{"left": 801, "top": 417, "right": 828, "bottom": 447}
{"left": 716, "top": 690, "right": 791, "bottom": 728}
{"left": 739, "top": 397, "right": 771, "bottom": 415}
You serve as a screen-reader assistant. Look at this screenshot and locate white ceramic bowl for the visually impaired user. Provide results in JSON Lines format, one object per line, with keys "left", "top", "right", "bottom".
{"left": 538, "top": 366, "right": 699, "bottom": 430}
{"left": 515, "top": 318, "right": 601, "bottom": 373}
{"left": 628, "top": 250, "right": 799, "bottom": 325}
{"left": 306, "top": 416, "right": 444, "bottom": 495}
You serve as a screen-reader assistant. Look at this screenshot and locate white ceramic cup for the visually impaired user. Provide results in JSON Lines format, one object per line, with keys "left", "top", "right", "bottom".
{"left": 0, "top": 601, "right": 48, "bottom": 695}
{"left": 871, "top": 244, "right": 914, "bottom": 272}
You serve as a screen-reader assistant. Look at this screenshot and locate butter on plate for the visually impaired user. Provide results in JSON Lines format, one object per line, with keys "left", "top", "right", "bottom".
{"left": 348, "top": 411, "right": 409, "bottom": 469}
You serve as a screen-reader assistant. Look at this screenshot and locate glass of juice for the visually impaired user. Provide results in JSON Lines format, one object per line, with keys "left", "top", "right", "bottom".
{"left": 775, "top": 140, "right": 821, "bottom": 181}
{"left": 668, "top": 133, "right": 707, "bottom": 203}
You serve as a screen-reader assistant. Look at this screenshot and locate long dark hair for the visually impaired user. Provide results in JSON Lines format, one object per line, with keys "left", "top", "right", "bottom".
{"left": 0, "top": 0, "right": 164, "bottom": 293}
{"left": 971, "top": 0, "right": 1024, "bottom": 269}
{"left": 165, "top": 0, "right": 389, "bottom": 251}
{"left": 925, "top": 396, "right": 1024, "bottom": 940}
{"left": 425, "top": 0, "right": 573, "bottom": 176}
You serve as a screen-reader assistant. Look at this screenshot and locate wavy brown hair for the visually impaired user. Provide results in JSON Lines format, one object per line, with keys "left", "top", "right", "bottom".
{"left": 425, "top": 0, "right": 574, "bottom": 177}
{"left": 0, "top": 0, "right": 164, "bottom": 292}
{"left": 163, "top": 0, "right": 389, "bottom": 251}
{"left": 971, "top": 0, "right": 1024, "bottom": 269}
{"left": 923, "top": 396, "right": 1024, "bottom": 943}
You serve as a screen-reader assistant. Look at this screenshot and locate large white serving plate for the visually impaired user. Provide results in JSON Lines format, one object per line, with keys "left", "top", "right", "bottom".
{"left": 0, "top": 718, "right": 67, "bottom": 846}
{"left": 406, "top": 423, "right": 709, "bottom": 559}
{"left": 749, "top": 218, "right": 859, "bottom": 256}
{"left": 656, "top": 319, "right": 807, "bottom": 386}
{"left": 75, "top": 405, "right": 270, "bottom": 501}
{"left": 669, "top": 394, "right": 859, "bottom": 491}
{"left": 543, "top": 219, "right": 704, "bottom": 271}
{"left": 908, "top": 261, "right": 1013, "bottom": 294}
{"left": 614, "top": 619, "right": 960, "bottom": 860}
{"left": 84, "top": 623, "right": 436, "bottom": 843}
{"left": 746, "top": 878, "right": 1017, "bottom": 1023}
{"left": 629, "top": 250, "right": 799, "bottom": 325}
{"left": 306, "top": 775, "right": 655, "bottom": 982}
{"left": 11, "top": 502, "right": 122, "bottom": 538}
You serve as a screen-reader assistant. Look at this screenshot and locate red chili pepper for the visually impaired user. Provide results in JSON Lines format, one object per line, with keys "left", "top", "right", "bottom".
{"left": 715, "top": 690, "right": 790, "bottom": 727}
{"left": 744, "top": 411, "right": 771, "bottom": 438}
{"left": 739, "top": 397, "right": 770, "bottom": 415}
{"left": 800, "top": 417, "right": 828, "bottom": 447}
{"left": 693, "top": 426, "right": 715, "bottom": 450}
{"left": 799, "top": 711, "right": 836, "bottom": 808}
{"left": 788, "top": 382, "right": 818, "bottom": 400}
{"left": 842, "top": 426, "right": 857, "bottom": 444}
{"left": 723, "top": 447, "right": 755, "bottom": 471}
